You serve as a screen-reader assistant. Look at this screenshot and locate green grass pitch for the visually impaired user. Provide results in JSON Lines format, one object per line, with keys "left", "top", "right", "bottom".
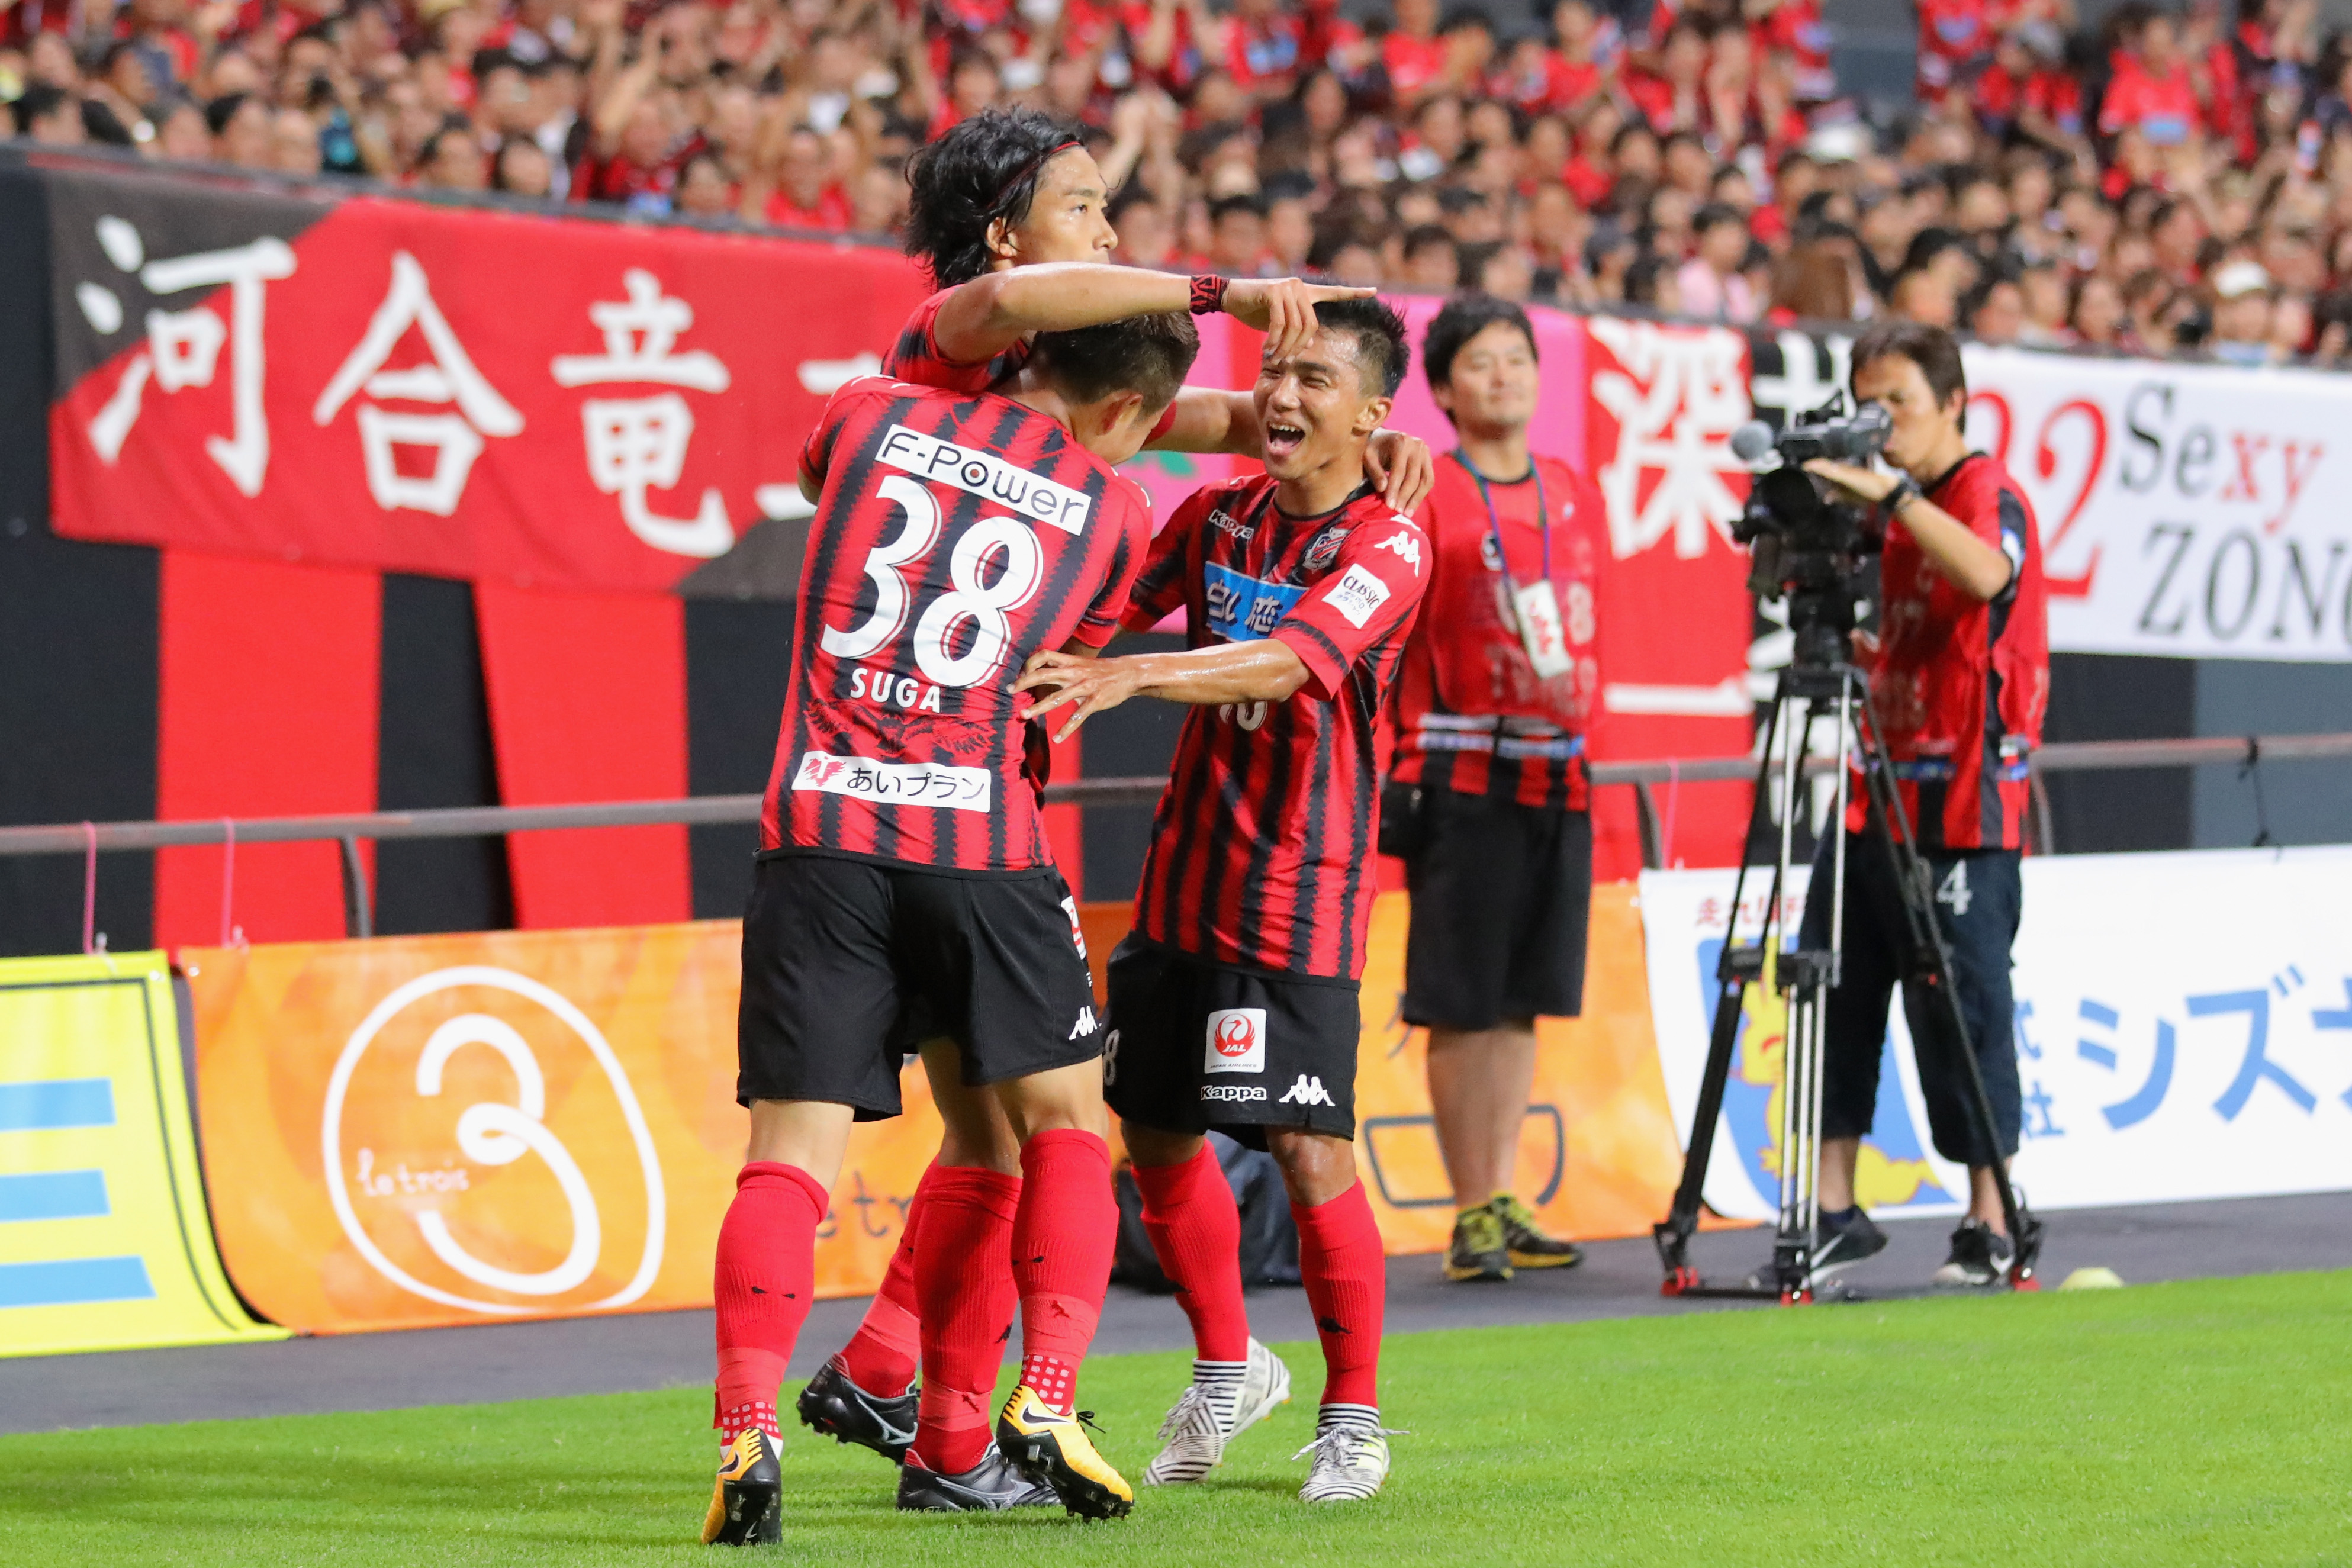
{"left": 4, "top": 1270, "right": 2347, "bottom": 1567}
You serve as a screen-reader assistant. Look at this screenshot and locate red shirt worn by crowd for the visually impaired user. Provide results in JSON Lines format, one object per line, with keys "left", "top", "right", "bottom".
{"left": 1123, "top": 475, "right": 1430, "bottom": 979}
{"left": 764, "top": 181, "right": 854, "bottom": 231}
{"left": 1388, "top": 453, "right": 1605, "bottom": 813}
{"left": 1915, "top": 0, "right": 1991, "bottom": 99}
{"left": 1852, "top": 452, "right": 2049, "bottom": 852}
{"left": 1383, "top": 31, "right": 1450, "bottom": 99}
{"left": 2099, "top": 57, "right": 2201, "bottom": 144}
{"left": 763, "top": 378, "right": 1151, "bottom": 871}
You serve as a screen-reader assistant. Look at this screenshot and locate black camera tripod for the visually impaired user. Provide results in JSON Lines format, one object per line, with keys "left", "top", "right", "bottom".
{"left": 1651, "top": 652, "right": 2045, "bottom": 1302}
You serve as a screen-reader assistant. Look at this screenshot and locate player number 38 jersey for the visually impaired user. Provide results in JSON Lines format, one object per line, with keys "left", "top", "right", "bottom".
{"left": 762, "top": 377, "right": 1151, "bottom": 872}
{"left": 1123, "top": 475, "right": 1430, "bottom": 980}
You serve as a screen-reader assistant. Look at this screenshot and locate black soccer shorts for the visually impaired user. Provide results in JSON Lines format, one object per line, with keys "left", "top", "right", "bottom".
{"left": 1102, "top": 934, "right": 1362, "bottom": 1145}
{"left": 1400, "top": 790, "right": 1593, "bottom": 1031}
{"left": 1796, "top": 830, "right": 2024, "bottom": 1167}
{"left": 736, "top": 850, "right": 1105, "bottom": 1119}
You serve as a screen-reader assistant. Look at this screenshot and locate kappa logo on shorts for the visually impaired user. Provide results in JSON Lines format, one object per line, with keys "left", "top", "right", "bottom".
{"left": 1069, "top": 1006, "right": 1098, "bottom": 1041}
{"left": 1202, "top": 1083, "right": 1269, "bottom": 1103}
{"left": 1278, "top": 1074, "right": 1334, "bottom": 1107}
{"left": 1204, "top": 1007, "right": 1267, "bottom": 1074}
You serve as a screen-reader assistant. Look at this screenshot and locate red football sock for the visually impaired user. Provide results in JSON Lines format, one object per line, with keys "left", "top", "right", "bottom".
{"left": 1292, "top": 1181, "right": 1385, "bottom": 1410}
{"left": 1012, "top": 1129, "right": 1117, "bottom": 1415}
{"left": 836, "top": 1161, "right": 937, "bottom": 1395}
{"left": 712, "top": 1161, "right": 829, "bottom": 1441}
{"left": 1132, "top": 1142, "right": 1251, "bottom": 1363}
{"left": 910, "top": 1165, "right": 1022, "bottom": 1475}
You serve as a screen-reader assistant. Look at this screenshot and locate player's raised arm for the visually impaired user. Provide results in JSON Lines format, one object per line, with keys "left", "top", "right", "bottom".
{"left": 931, "top": 268, "right": 1374, "bottom": 374}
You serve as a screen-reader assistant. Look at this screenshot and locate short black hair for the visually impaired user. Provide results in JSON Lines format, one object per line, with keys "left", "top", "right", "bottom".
{"left": 1850, "top": 319, "right": 1967, "bottom": 410}
{"left": 1422, "top": 292, "right": 1537, "bottom": 414}
{"left": 904, "top": 106, "right": 1087, "bottom": 288}
{"left": 1028, "top": 310, "right": 1201, "bottom": 414}
{"left": 1692, "top": 201, "right": 1743, "bottom": 235}
{"left": 11, "top": 83, "right": 73, "bottom": 136}
{"left": 1312, "top": 297, "right": 1410, "bottom": 398}
{"left": 203, "top": 92, "right": 251, "bottom": 137}
{"left": 1401, "top": 221, "right": 1455, "bottom": 259}
{"left": 1209, "top": 192, "right": 1266, "bottom": 224}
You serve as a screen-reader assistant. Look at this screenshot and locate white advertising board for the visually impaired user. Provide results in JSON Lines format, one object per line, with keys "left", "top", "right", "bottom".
{"left": 1640, "top": 845, "right": 2352, "bottom": 1219}
{"left": 1962, "top": 345, "right": 2352, "bottom": 662}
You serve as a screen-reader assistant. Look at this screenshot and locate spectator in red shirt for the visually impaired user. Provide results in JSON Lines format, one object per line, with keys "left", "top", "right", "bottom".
{"left": 1916, "top": 0, "right": 1992, "bottom": 102}
{"left": 1382, "top": 0, "right": 1452, "bottom": 106}
{"left": 2101, "top": 14, "right": 2202, "bottom": 147}
{"left": 1623, "top": 14, "right": 1709, "bottom": 134}
{"left": 756, "top": 124, "right": 853, "bottom": 230}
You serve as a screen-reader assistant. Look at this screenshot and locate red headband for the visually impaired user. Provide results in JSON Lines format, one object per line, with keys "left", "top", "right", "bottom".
{"left": 992, "top": 139, "right": 1084, "bottom": 215}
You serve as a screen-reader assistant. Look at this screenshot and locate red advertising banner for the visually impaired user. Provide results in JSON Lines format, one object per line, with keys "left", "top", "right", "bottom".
{"left": 44, "top": 165, "right": 932, "bottom": 595}
{"left": 1581, "top": 317, "right": 1757, "bottom": 870}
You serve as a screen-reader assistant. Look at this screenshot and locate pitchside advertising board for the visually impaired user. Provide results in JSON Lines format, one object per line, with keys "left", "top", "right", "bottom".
{"left": 1752, "top": 327, "right": 2352, "bottom": 662}
{"left": 0, "top": 951, "right": 282, "bottom": 1357}
{"left": 1640, "top": 846, "right": 2352, "bottom": 1222}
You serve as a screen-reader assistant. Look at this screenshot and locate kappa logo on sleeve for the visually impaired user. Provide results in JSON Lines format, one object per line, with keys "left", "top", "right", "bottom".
{"left": 1204, "top": 1007, "right": 1267, "bottom": 1074}
{"left": 1373, "top": 528, "right": 1422, "bottom": 574}
{"left": 1321, "top": 564, "right": 1392, "bottom": 628}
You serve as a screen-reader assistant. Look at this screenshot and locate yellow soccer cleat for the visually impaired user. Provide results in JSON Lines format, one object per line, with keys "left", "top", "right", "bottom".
{"left": 994, "top": 1383, "right": 1135, "bottom": 1521}
{"left": 700, "top": 1428, "right": 782, "bottom": 1546}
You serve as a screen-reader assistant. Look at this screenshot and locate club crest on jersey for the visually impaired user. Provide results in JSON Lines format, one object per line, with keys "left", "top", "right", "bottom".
{"left": 1374, "top": 527, "right": 1423, "bottom": 574}
{"left": 1203, "top": 1007, "right": 1267, "bottom": 1073}
{"left": 875, "top": 422, "right": 1092, "bottom": 534}
{"left": 1302, "top": 524, "right": 1347, "bottom": 572}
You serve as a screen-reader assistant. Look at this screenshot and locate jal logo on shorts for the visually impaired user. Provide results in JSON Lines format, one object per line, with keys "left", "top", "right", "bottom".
{"left": 1204, "top": 1007, "right": 1267, "bottom": 1074}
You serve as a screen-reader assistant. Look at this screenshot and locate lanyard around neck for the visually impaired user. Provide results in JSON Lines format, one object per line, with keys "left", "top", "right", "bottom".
{"left": 1452, "top": 450, "right": 1549, "bottom": 591}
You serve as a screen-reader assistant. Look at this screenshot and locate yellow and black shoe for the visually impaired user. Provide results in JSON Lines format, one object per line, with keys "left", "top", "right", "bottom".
{"left": 1443, "top": 1204, "right": 1513, "bottom": 1282}
{"left": 1493, "top": 1194, "right": 1584, "bottom": 1270}
{"left": 995, "top": 1384, "right": 1134, "bottom": 1521}
{"left": 700, "top": 1429, "right": 782, "bottom": 1546}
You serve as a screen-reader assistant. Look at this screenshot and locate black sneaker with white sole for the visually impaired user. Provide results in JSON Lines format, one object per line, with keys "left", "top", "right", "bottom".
{"left": 1810, "top": 1208, "right": 1888, "bottom": 1280}
{"left": 1931, "top": 1219, "right": 2016, "bottom": 1287}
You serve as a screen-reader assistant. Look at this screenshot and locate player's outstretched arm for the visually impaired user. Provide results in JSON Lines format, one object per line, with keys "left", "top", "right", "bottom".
{"left": 1150, "top": 394, "right": 1434, "bottom": 513}
{"left": 1013, "top": 641, "right": 1309, "bottom": 742}
{"left": 930, "top": 268, "right": 1372, "bottom": 382}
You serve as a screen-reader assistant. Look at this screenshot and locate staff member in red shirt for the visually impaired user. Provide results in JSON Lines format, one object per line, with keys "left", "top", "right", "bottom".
{"left": 1800, "top": 320, "right": 2049, "bottom": 1290}
{"left": 1383, "top": 295, "right": 1605, "bottom": 1285}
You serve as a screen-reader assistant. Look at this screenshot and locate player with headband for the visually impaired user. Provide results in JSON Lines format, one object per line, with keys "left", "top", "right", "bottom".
{"left": 794, "top": 105, "right": 1437, "bottom": 1489}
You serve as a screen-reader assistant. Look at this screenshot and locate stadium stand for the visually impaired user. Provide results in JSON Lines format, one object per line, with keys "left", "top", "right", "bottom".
{"left": 8, "top": 0, "right": 2352, "bottom": 365}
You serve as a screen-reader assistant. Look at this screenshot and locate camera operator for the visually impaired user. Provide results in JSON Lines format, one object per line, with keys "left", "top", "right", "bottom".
{"left": 1382, "top": 295, "right": 1605, "bottom": 1284}
{"left": 1796, "top": 321, "right": 2049, "bottom": 1288}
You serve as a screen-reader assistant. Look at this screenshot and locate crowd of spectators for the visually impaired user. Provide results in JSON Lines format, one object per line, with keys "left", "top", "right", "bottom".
{"left": 11, "top": 0, "right": 2352, "bottom": 365}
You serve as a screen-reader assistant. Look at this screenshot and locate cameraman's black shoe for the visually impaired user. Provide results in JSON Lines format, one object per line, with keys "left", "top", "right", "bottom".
{"left": 1810, "top": 1207, "right": 1887, "bottom": 1281}
{"left": 1932, "top": 1219, "right": 2016, "bottom": 1287}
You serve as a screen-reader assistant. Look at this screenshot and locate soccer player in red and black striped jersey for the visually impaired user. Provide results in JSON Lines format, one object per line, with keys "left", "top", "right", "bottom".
{"left": 1018, "top": 298, "right": 1425, "bottom": 1506}
{"left": 1382, "top": 295, "right": 1608, "bottom": 1286}
{"left": 701, "top": 312, "right": 1199, "bottom": 1541}
{"left": 801, "top": 104, "right": 1440, "bottom": 1484}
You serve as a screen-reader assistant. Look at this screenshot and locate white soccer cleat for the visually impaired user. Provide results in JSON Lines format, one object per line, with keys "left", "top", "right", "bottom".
{"left": 1141, "top": 1338, "right": 1291, "bottom": 1485}
{"left": 1232, "top": 1337, "right": 1292, "bottom": 1437}
{"left": 1293, "top": 1421, "right": 1395, "bottom": 1503}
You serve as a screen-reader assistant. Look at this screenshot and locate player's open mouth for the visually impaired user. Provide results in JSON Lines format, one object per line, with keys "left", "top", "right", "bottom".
{"left": 1265, "top": 422, "right": 1307, "bottom": 460}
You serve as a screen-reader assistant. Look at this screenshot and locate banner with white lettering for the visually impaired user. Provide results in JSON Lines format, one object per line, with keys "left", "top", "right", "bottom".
{"left": 42, "top": 163, "right": 932, "bottom": 595}
{"left": 1640, "top": 846, "right": 2352, "bottom": 1220}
